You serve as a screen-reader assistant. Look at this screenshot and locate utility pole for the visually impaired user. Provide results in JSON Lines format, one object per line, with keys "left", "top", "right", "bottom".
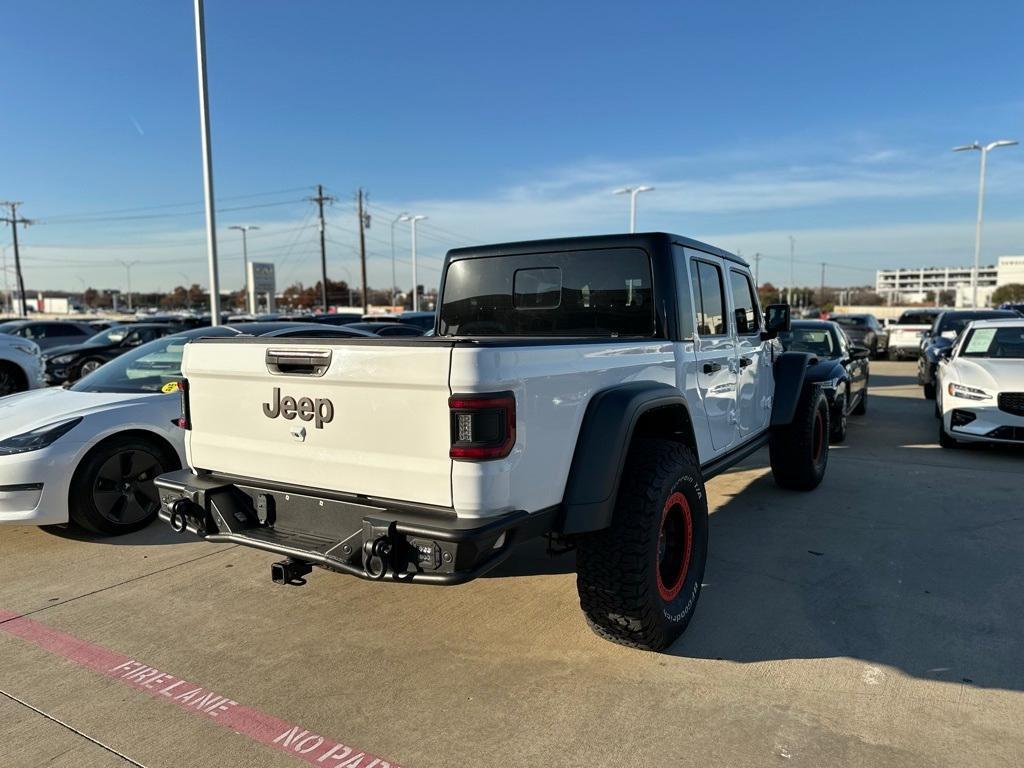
{"left": 357, "top": 188, "right": 369, "bottom": 315}
{"left": 309, "top": 184, "right": 336, "bottom": 312}
{"left": 819, "top": 262, "right": 826, "bottom": 308}
{"left": 1, "top": 202, "right": 30, "bottom": 317}
{"left": 119, "top": 260, "right": 140, "bottom": 311}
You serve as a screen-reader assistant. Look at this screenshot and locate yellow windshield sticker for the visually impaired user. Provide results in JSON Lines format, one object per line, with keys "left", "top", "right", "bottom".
{"left": 161, "top": 381, "right": 180, "bottom": 394}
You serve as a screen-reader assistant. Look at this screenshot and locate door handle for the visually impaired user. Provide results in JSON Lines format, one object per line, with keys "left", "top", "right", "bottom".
{"left": 739, "top": 356, "right": 752, "bottom": 368}
{"left": 703, "top": 362, "right": 722, "bottom": 374}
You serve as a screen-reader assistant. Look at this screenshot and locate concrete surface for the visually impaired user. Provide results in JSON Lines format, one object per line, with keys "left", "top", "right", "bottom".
{"left": 0, "top": 361, "right": 1021, "bottom": 768}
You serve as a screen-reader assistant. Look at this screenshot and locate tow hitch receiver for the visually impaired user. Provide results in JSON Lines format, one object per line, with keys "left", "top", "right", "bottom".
{"left": 271, "top": 558, "right": 312, "bottom": 586}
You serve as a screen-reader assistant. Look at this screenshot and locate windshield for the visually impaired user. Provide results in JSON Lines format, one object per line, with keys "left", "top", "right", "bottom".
{"left": 71, "top": 329, "right": 233, "bottom": 393}
{"left": 0, "top": 322, "right": 21, "bottom": 335}
{"left": 833, "top": 316, "right": 866, "bottom": 327}
{"left": 960, "top": 327, "right": 1024, "bottom": 359}
{"left": 779, "top": 327, "right": 837, "bottom": 357}
{"left": 898, "top": 311, "right": 937, "bottom": 325}
{"left": 85, "top": 326, "right": 130, "bottom": 345}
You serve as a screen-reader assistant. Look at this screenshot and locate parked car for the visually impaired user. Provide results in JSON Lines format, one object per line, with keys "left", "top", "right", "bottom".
{"left": 312, "top": 313, "right": 364, "bottom": 326}
{"left": 0, "top": 322, "right": 374, "bottom": 534}
{"left": 779, "top": 320, "right": 869, "bottom": 442}
{"left": 887, "top": 309, "right": 942, "bottom": 359}
{"left": 0, "top": 320, "right": 97, "bottom": 351}
{"left": 42, "top": 323, "right": 175, "bottom": 384}
{"left": 155, "top": 232, "right": 831, "bottom": 652}
{"left": 917, "top": 309, "right": 1021, "bottom": 399}
{"left": 998, "top": 302, "right": 1024, "bottom": 314}
{"left": 936, "top": 318, "right": 1024, "bottom": 448}
{"left": 829, "top": 314, "right": 887, "bottom": 358}
{"left": 0, "top": 333, "right": 45, "bottom": 396}
{"left": 361, "top": 311, "right": 436, "bottom": 331}
{"left": 344, "top": 322, "right": 425, "bottom": 337}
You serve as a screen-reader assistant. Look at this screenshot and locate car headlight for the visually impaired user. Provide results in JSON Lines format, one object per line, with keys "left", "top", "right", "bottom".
{"left": 48, "top": 354, "right": 77, "bottom": 365}
{"left": 0, "top": 418, "right": 83, "bottom": 455}
{"left": 947, "top": 383, "right": 992, "bottom": 401}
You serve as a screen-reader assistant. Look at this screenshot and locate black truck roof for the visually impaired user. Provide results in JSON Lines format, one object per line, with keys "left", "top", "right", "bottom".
{"left": 445, "top": 232, "right": 748, "bottom": 268}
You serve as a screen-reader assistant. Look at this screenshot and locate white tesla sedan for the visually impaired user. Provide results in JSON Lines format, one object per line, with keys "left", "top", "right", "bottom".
{"left": 936, "top": 318, "right": 1024, "bottom": 448}
{"left": 0, "top": 322, "right": 373, "bottom": 535}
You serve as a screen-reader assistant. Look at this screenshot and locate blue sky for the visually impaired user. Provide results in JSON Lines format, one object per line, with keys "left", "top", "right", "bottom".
{"left": 2, "top": 0, "right": 1023, "bottom": 293}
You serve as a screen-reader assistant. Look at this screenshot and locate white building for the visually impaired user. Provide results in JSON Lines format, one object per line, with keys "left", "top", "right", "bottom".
{"left": 876, "top": 256, "right": 1024, "bottom": 307}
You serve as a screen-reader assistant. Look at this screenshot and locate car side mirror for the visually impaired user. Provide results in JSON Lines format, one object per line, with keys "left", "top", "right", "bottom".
{"left": 937, "top": 346, "right": 954, "bottom": 360}
{"left": 761, "top": 304, "right": 791, "bottom": 340}
{"left": 850, "top": 345, "right": 870, "bottom": 360}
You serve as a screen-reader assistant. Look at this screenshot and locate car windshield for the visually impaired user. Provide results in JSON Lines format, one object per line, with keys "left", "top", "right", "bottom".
{"left": 85, "top": 326, "right": 130, "bottom": 345}
{"left": 779, "top": 327, "right": 837, "bottom": 357}
{"left": 0, "top": 322, "right": 22, "bottom": 335}
{"left": 937, "top": 312, "right": 1014, "bottom": 337}
{"left": 70, "top": 329, "right": 233, "bottom": 393}
{"left": 898, "top": 311, "right": 936, "bottom": 325}
{"left": 832, "top": 316, "right": 866, "bottom": 327}
{"left": 960, "top": 327, "right": 1024, "bottom": 359}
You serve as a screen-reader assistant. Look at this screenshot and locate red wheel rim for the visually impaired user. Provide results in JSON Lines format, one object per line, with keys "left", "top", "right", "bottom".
{"left": 656, "top": 492, "right": 693, "bottom": 602}
{"left": 812, "top": 410, "right": 824, "bottom": 463}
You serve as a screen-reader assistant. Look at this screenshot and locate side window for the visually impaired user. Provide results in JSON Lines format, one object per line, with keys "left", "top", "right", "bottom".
{"left": 691, "top": 260, "right": 727, "bottom": 336}
{"left": 837, "top": 328, "right": 850, "bottom": 356}
{"left": 49, "top": 324, "right": 81, "bottom": 337}
{"left": 24, "top": 324, "right": 46, "bottom": 339}
{"left": 729, "top": 270, "right": 760, "bottom": 335}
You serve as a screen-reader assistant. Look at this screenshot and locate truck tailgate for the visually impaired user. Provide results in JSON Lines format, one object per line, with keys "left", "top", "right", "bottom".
{"left": 182, "top": 339, "right": 454, "bottom": 508}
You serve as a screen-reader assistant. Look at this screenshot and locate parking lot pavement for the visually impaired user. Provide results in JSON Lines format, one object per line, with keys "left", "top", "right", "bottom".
{"left": 1, "top": 360, "right": 1021, "bottom": 768}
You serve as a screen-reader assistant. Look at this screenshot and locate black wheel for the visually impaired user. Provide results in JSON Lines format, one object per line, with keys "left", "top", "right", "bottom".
{"left": 870, "top": 340, "right": 879, "bottom": 359}
{"left": 923, "top": 381, "right": 936, "bottom": 400}
{"left": 938, "top": 419, "right": 959, "bottom": 449}
{"left": 830, "top": 392, "right": 848, "bottom": 443}
{"left": 575, "top": 439, "right": 709, "bottom": 651}
{"left": 770, "top": 386, "right": 829, "bottom": 491}
{"left": 69, "top": 436, "right": 174, "bottom": 535}
{"left": 852, "top": 378, "right": 868, "bottom": 415}
{"left": 74, "top": 358, "right": 105, "bottom": 381}
{"left": 0, "top": 362, "right": 27, "bottom": 397}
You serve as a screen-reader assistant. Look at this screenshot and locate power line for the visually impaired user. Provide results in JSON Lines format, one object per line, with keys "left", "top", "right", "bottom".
{"left": 309, "top": 185, "right": 336, "bottom": 310}
{"left": 0, "top": 202, "right": 31, "bottom": 316}
{"left": 37, "top": 198, "right": 306, "bottom": 226}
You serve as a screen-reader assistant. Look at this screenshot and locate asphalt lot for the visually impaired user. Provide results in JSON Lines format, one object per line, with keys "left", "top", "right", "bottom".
{"left": 1, "top": 360, "right": 1022, "bottom": 768}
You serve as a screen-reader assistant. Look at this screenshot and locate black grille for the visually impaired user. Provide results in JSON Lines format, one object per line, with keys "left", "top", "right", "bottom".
{"left": 998, "top": 392, "right": 1024, "bottom": 418}
{"left": 986, "top": 425, "right": 1024, "bottom": 442}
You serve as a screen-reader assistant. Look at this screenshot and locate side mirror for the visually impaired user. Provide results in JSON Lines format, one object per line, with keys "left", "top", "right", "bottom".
{"left": 850, "top": 345, "right": 871, "bottom": 360}
{"left": 761, "top": 304, "right": 791, "bottom": 340}
{"left": 937, "top": 346, "right": 954, "bottom": 360}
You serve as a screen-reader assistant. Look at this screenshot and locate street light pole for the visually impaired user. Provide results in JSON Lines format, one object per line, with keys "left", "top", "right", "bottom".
{"left": 614, "top": 186, "right": 655, "bottom": 233}
{"left": 788, "top": 235, "right": 795, "bottom": 307}
{"left": 390, "top": 212, "right": 408, "bottom": 309}
{"left": 229, "top": 225, "right": 259, "bottom": 312}
{"left": 119, "top": 260, "right": 140, "bottom": 312}
{"left": 193, "top": 0, "right": 221, "bottom": 325}
{"left": 400, "top": 214, "right": 427, "bottom": 311}
{"left": 953, "top": 139, "right": 1018, "bottom": 307}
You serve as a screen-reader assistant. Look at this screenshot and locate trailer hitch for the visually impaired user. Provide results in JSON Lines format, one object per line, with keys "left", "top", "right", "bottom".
{"left": 271, "top": 558, "right": 312, "bottom": 586}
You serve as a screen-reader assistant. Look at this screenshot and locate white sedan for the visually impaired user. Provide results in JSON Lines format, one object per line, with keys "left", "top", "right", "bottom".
{"left": 0, "top": 322, "right": 374, "bottom": 535}
{"left": 936, "top": 318, "right": 1024, "bottom": 448}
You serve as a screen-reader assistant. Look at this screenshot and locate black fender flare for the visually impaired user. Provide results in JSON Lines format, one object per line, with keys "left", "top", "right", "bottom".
{"left": 559, "top": 381, "right": 693, "bottom": 535}
{"left": 770, "top": 351, "right": 813, "bottom": 427}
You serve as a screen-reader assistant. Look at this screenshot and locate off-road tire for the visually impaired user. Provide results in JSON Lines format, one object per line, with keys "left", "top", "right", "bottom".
{"left": 923, "top": 381, "right": 936, "bottom": 400}
{"left": 830, "top": 391, "right": 848, "bottom": 443}
{"left": 770, "top": 386, "right": 829, "bottom": 491}
{"left": 69, "top": 436, "right": 175, "bottom": 536}
{"left": 575, "top": 439, "right": 709, "bottom": 652}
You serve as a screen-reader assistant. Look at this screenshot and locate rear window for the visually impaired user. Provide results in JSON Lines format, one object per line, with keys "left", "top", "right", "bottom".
{"left": 898, "top": 311, "right": 938, "bottom": 325}
{"left": 438, "top": 248, "right": 656, "bottom": 337}
{"left": 833, "top": 316, "right": 866, "bottom": 327}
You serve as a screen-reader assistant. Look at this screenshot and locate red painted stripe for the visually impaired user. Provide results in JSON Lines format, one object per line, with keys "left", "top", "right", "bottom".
{"left": 0, "top": 610, "right": 403, "bottom": 767}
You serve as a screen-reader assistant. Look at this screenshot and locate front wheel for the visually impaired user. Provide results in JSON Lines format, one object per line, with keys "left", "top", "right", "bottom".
{"left": 938, "top": 419, "right": 960, "bottom": 449}
{"left": 75, "top": 358, "right": 105, "bottom": 381}
{"left": 69, "top": 436, "right": 174, "bottom": 535}
{"left": 575, "top": 439, "right": 709, "bottom": 651}
{"left": 770, "top": 386, "right": 829, "bottom": 491}
{"left": 923, "top": 381, "right": 936, "bottom": 400}
{"left": 830, "top": 392, "right": 848, "bottom": 443}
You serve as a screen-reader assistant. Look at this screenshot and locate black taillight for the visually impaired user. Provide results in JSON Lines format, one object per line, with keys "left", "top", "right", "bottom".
{"left": 176, "top": 378, "right": 191, "bottom": 430}
{"left": 449, "top": 392, "right": 515, "bottom": 460}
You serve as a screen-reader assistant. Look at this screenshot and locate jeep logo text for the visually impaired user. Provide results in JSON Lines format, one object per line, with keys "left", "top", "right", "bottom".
{"left": 262, "top": 387, "right": 334, "bottom": 429}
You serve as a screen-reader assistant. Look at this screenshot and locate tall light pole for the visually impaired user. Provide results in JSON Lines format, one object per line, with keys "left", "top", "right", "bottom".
{"left": 399, "top": 214, "right": 427, "bottom": 311}
{"left": 788, "top": 235, "right": 795, "bottom": 307}
{"left": 118, "top": 260, "right": 139, "bottom": 312}
{"left": 390, "top": 212, "right": 408, "bottom": 308}
{"left": 614, "top": 186, "right": 654, "bottom": 233}
{"left": 953, "top": 139, "right": 1018, "bottom": 307}
{"left": 193, "top": 0, "right": 221, "bottom": 325}
{"left": 229, "top": 224, "right": 258, "bottom": 312}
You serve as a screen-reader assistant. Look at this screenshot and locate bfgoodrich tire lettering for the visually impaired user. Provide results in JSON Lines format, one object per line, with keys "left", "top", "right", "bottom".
{"left": 574, "top": 439, "right": 709, "bottom": 651}
{"left": 769, "top": 386, "right": 829, "bottom": 491}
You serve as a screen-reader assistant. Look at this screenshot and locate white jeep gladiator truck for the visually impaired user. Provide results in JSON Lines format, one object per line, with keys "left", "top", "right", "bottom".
{"left": 156, "top": 233, "right": 829, "bottom": 650}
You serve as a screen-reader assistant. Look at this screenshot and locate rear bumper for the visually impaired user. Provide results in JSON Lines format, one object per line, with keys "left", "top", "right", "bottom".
{"left": 154, "top": 469, "right": 555, "bottom": 585}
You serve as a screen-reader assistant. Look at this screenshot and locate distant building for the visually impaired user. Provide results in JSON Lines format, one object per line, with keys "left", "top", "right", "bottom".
{"left": 876, "top": 255, "right": 1024, "bottom": 307}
